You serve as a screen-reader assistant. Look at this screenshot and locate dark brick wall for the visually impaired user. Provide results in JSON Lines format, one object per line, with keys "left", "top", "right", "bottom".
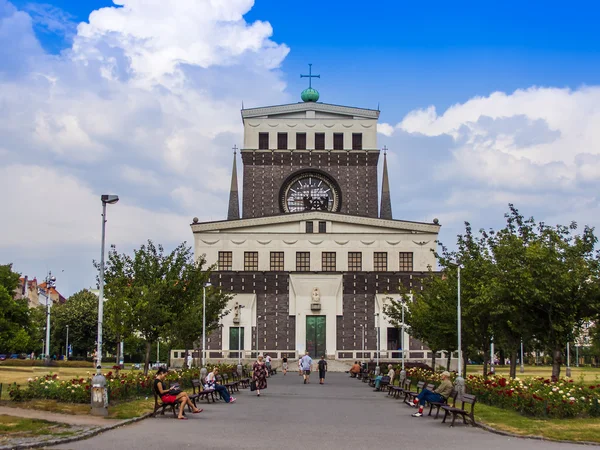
{"left": 209, "top": 271, "right": 429, "bottom": 354}
{"left": 241, "top": 150, "right": 380, "bottom": 219}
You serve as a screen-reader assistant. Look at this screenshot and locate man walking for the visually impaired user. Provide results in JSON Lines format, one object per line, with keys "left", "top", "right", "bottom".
{"left": 300, "top": 352, "right": 313, "bottom": 384}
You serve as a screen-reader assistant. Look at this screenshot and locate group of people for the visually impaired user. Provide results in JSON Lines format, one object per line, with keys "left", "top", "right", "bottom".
{"left": 297, "top": 353, "right": 327, "bottom": 384}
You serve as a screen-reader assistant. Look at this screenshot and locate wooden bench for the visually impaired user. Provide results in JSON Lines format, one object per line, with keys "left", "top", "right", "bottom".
{"left": 152, "top": 384, "right": 180, "bottom": 418}
{"left": 428, "top": 389, "right": 458, "bottom": 419}
{"left": 441, "top": 394, "right": 477, "bottom": 427}
{"left": 362, "top": 370, "right": 374, "bottom": 383}
{"left": 191, "top": 379, "right": 216, "bottom": 404}
{"left": 220, "top": 374, "right": 239, "bottom": 393}
{"left": 388, "top": 378, "right": 411, "bottom": 399}
{"left": 370, "top": 374, "right": 391, "bottom": 390}
{"left": 237, "top": 371, "right": 251, "bottom": 389}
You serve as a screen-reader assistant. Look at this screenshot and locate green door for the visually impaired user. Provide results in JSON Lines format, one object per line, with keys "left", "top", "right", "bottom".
{"left": 306, "top": 316, "right": 326, "bottom": 359}
{"left": 229, "top": 327, "right": 244, "bottom": 359}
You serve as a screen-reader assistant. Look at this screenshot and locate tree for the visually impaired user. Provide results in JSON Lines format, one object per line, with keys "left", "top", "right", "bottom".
{"left": 0, "top": 264, "right": 32, "bottom": 354}
{"left": 103, "top": 240, "right": 230, "bottom": 374}
{"left": 50, "top": 289, "right": 105, "bottom": 358}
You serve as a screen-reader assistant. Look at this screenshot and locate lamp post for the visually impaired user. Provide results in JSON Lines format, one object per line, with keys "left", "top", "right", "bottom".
{"left": 454, "top": 264, "right": 465, "bottom": 398}
{"left": 41, "top": 339, "right": 45, "bottom": 358}
{"left": 566, "top": 342, "right": 572, "bottom": 377}
{"left": 66, "top": 325, "right": 69, "bottom": 361}
{"left": 91, "top": 194, "right": 118, "bottom": 417}
{"left": 41, "top": 271, "right": 56, "bottom": 365}
{"left": 237, "top": 305, "right": 245, "bottom": 375}
{"left": 399, "top": 297, "right": 407, "bottom": 383}
{"left": 201, "top": 282, "right": 212, "bottom": 379}
{"left": 375, "top": 312, "right": 380, "bottom": 375}
{"left": 359, "top": 324, "right": 365, "bottom": 362}
{"left": 520, "top": 339, "right": 525, "bottom": 373}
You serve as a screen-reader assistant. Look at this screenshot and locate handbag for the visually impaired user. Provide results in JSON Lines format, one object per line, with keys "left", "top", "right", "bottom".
{"left": 169, "top": 383, "right": 182, "bottom": 395}
{"left": 250, "top": 380, "right": 257, "bottom": 391}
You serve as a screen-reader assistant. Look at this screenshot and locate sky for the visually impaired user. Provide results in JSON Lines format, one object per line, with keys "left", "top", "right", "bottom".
{"left": 1, "top": 0, "right": 600, "bottom": 296}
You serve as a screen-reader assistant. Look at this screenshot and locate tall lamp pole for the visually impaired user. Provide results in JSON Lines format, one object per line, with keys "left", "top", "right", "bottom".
{"left": 201, "top": 282, "right": 212, "bottom": 378}
{"left": 375, "top": 312, "right": 380, "bottom": 375}
{"left": 520, "top": 339, "right": 525, "bottom": 373}
{"left": 66, "top": 325, "right": 69, "bottom": 361}
{"left": 42, "top": 271, "right": 56, "bottom": 364}
{"left": 237, "top": 305, "right": 245, "bottom": 375}
{"left": 91, "top": 194, "right": 118, "bottom": 417}
{"left": 566, "top": 342, "right": 572, "bottom": 377}
{"left": 455, "top": 264, "right": 465, "bottom": 397}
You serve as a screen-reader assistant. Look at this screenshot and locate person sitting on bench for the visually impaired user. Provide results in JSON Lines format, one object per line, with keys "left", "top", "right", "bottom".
{"left": 373, "top": 364, "right": 395, "bottom": 391}
{"left": 205, "top": 367, "right": 236, "bottom": 403}
{"left": 349, "top": 361, "right": 361, "bottom": 376}
{"left": 154, "top": 367, "right": 202, "bottom": 420}
{"left": 410, "top": 371, "right": 453, "bottom": 417}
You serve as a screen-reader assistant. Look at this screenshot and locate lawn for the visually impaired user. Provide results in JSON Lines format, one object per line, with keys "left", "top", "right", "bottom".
{"left": 0, "top": 414, "right": 76, "bottom": 441}
{"left": 475, "top": 403, "right": 600, "bottom": 443}
{"left": 465, "top": 365, "right": 600, "bottom": 382}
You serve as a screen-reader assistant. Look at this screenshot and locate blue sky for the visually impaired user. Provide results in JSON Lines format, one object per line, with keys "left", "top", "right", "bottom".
{"left": 2, "top": 0, "right": 600, "bottom": 295}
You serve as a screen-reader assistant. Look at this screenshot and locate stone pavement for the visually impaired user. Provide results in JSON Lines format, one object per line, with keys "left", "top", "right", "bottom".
{"left": 50, "top": 373, "right": 581, "bottom": 450}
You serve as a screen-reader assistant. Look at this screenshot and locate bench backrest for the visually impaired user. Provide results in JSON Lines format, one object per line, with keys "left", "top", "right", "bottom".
{"left": 423, "top": 383, "right": 435, "bottom": 392}
{"left": 403, "top": 378, "right": 412, "bottom": 390}
{"left": 415, "top": 381, "right": 425, "bottom": 392}
{"left": 192, "top": 379, "right": 202, "bottom": 394}
{"left": 460, "top": 393, "right": 477, "bottom": 411}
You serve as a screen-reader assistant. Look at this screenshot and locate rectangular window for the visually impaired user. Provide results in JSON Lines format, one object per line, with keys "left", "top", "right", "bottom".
{"left": 322, "top": 252, "right": 336, "bottom": 272}
{"left": 270, "top": 252, "right": 284, "bottom": 271}
{"left": 333, "top": 133, "right": 344, "bottom": 150}
{"left": 315, "top": 133, "right": 325, "bottom": 150}
{"left": 218, "top": 251, "right": 232, "bottom": 271}
{"left": 296, "top": 132, "right": 306, "bottom": 150}
{"left": 306, "top": 221, "right": 314, "bottom": 233}
{"left": 244, "top": 251, "right": 258, "bottom": 271}
{"left": 296, "top": 252, "right": 310, "bottom": 271}
{"left": 318, "top": 221, "right": 327, "bottom": 233}
{"left": 399, "top": 252, "right": 414, "bottom": 271}
{"left": 348, "top": 252, "right": 362, "bottom": 271}
{"left": 258, "top": 132, "right": 269, "bottom": 150}
{"left": 277, "top": 132, "right": 288, "bottom": 150}
{"left": 229, "top": 327, "right": 244, "bottom": 358}
{"left": 352, "top": 133, "right": 363, "bottom": 150}
{"left": 374, "top": 252, "right": 388, "bottom": 271}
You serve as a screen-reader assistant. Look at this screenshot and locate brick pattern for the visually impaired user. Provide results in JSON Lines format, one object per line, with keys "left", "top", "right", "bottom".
{"left": 209, "top": 271, "right": 428, "bottom": 354}
{"left": 241, "top": 150, "right": 380, "bottom": 218}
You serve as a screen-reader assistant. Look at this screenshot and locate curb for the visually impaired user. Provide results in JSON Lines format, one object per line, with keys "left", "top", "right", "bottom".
{"left": 476, "top": 421, "right": 600, "bottom": 447}
{"left": 0, "top": 412, "right": 154, "bottom": 450}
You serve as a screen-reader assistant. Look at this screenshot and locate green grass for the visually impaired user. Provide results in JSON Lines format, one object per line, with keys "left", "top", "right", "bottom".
{"left": 0, "top": 414, "right": 75, "bottom": 439}
{"left": 465, "top": 365, "right": 600, "bottom": 382}
{"left": 107, "top": 398, "right": 154, "bottom": 420}
{"left": 475, "top": 403, "right": 600, "bottom": 443}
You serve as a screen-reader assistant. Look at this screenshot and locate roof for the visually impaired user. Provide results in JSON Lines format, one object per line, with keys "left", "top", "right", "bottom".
{"left": 191, "top": 211, "right": 441, "bottom": 234}
{"left": 38, "top": 282, "right": 67, "bottom": 304}
{"left": 241, "top": 102, "right": 380, "bottom": 120}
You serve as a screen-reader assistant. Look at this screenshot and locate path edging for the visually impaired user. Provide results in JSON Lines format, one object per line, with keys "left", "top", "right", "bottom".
{"left": 0, "top": 412, "right": 154, "bottom": 450}
{"left": 476, "top": 421, "right": 600, "bottom": 447}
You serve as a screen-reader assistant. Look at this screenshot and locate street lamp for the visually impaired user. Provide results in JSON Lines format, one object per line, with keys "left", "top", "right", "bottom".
{"left": 358, "top": 324, "right": 365, "bottom": 363}
{"left": 92, "top": 194, "right": 118, "bottom": 417}
{"left": 520, "top": 339, "right": 525, "bottom": 373}
{"left": 566, "top": 342, "right": 572, "bottom": 377}
{"left": 201, "top": 282, "right": 212, "bottom": 378}
{"left": 40, "top": 271, "right": 56, "bottom": 365}
{"left": 66, "top": 325, "right": 69, "bottom": 361}
{"left": 375, "top": 312, "right": 380, "bottom": 375}
{"left": 237, "top": 305, "right": 245, "bottom": 375}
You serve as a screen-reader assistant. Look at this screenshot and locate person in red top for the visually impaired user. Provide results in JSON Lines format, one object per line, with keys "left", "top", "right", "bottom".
{"left": 153, "top": 367, "right": 202, "bottom": 420}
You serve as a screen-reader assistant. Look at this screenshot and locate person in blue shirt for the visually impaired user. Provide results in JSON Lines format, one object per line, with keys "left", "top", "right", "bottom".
{"left": 300, "top": 352, "right": 313, "bottom": 384}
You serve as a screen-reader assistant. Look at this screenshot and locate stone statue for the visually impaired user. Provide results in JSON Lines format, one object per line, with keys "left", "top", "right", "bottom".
{"left": 234, "top": 302, "right": 240, "bottom": 320}
{"left": 311, "top": 287, "right": 320, "bottom": 303}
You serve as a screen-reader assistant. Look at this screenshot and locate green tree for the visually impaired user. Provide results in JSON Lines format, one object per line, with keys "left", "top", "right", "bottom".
{"left": 50, "top": 289, "right": 105, "bottom": 358}
{"left": 0, "top": 264, "right": 32, "bottom": 354}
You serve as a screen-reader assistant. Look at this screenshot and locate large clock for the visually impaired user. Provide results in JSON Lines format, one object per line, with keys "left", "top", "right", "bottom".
{"left": 280, "top": 170, "right": 341, "bottom": 213}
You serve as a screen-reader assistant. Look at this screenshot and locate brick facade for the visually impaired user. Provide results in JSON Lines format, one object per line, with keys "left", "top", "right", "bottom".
{"left": 241, "top": 150, "right": 379, "bottom": 219}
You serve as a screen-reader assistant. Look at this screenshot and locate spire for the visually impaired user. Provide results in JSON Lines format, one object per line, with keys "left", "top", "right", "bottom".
{"left": 380, "top": 147, "right": 393, "bottom": 220}
{"left": 227, "top": 146, "right": 240, "bottom": 220}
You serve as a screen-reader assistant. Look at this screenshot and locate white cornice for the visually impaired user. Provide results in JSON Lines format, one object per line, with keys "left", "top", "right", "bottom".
{"left": 241, "top": 102, "right": 380, "bottom": 120}
{"left": 191, "top": 212, "right": 440, "bottom": 234}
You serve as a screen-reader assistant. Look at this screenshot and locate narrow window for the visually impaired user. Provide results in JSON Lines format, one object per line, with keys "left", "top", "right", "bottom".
{"left": 306, "top": 221, "right": 314, "bottom": 233}
{"left": 315, "top": 133, "right": 325, "bottom": 150}
{"left": 270, "top": 252, "right": 284, "bottom": 271}
{"left": 352, "top": 133, "right": 362, "bottom": 150}
{"left": 333, "top": 133, "right": 344, "bottom": 150}
{"left": 348, "top": 252, "right": 362, "bottom": 271}
{"left": 218, "top": 251, "right": 232, "bottom": 271}
{"left": 399, "top": 252, "right": 414, "bottom": 271}
{"left": 277, "top": 132, "right": 288, "bottom": 150}
{"left": 229, "top": 327, "right": 244, "bottom": 358}
{"left": 322, "top": 252, "right": 336, "bottom": 272}
{"left": 244, "top": 251, "right": 258, "bottom": 271}
{"left": 374, "top": 252, "right": 388, "bottom": 271}
{"left": 258, "top": 132, "right": 269, "bottom": 150}
{"left": 296, "top": 133, "right": 307, "bottom": 150}
{"left": 318, "top": 221, "right": 327, "bottom": 233}
{"left": 296, "top": 252, "right": 310, "bottom": 271}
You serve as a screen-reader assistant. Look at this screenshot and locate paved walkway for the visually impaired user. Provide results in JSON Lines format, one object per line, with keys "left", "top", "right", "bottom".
{"left": 0, "top": 406, "right": 124, "bottom": 427}
{"left": 51, "top": 373, "right": 582, "bottom": 449}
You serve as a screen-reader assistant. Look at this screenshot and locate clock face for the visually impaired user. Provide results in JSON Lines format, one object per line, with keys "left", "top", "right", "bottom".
{"left": 281, "top": 171, "right": 341, "bottom": 213}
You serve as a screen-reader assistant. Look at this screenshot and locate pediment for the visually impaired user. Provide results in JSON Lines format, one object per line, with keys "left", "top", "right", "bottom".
{"left": 241, "top": 102, "right": 379, "bottom": 121}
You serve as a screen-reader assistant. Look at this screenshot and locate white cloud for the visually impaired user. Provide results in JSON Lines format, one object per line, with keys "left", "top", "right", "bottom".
{"left": 0, "top": 0, "right": 289, "bottom": 294}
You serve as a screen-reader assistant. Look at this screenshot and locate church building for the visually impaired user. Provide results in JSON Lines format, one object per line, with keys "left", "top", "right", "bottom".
{"left": 190, "top": 68, "right": 441, "bottom": 364}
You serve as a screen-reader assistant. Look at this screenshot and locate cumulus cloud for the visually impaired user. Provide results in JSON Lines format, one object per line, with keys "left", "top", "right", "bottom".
{"left": 379, "top": 86, "right": 600, "bottom": 244}
{"left": 0, "top": 0, "right": 289, "bottom": 294}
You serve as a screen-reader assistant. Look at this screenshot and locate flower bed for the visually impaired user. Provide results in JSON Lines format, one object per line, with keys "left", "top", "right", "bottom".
{"left": 7, "top": 363, "right": 241, "bottom": 404}
{"left": 394, "top": 367, "right": 600, "bottom": 419}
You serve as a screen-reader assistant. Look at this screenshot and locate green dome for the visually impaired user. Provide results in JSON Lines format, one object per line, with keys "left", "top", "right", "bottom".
{"left": 301, "top": 88, "right": 320, "bottom": 102}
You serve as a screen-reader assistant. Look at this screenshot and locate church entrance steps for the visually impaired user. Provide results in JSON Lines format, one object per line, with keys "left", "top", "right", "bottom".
{"left": 323, "top": 359, "right": 352, "bottom": 372}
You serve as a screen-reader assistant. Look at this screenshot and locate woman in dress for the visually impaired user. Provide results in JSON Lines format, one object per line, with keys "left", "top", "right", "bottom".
{"left": 252, "top": 355, "right": 268, "bottom": 397}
